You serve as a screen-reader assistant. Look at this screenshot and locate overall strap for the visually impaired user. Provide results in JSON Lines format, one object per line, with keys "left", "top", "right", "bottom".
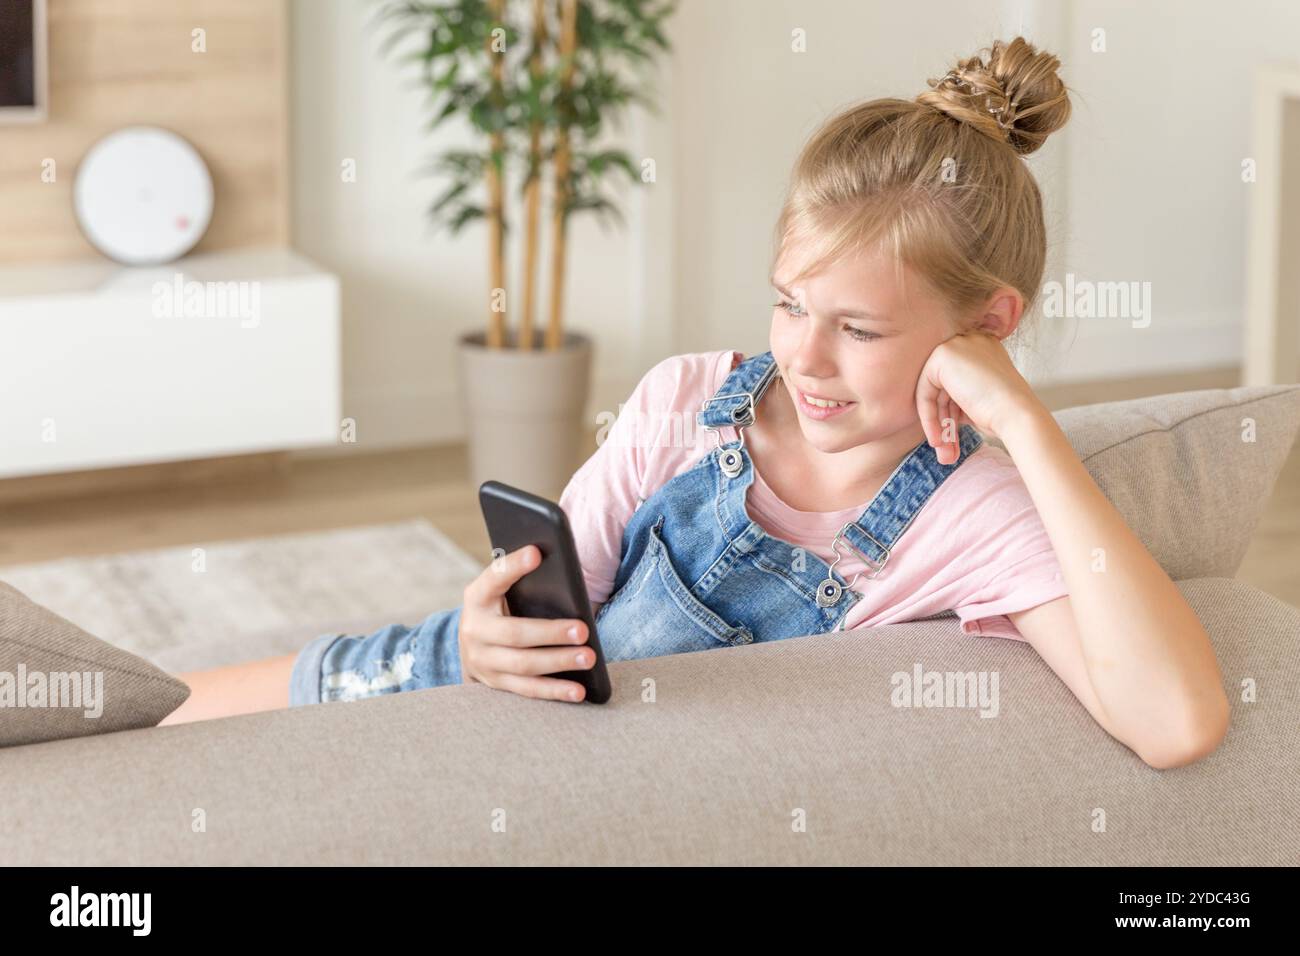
{"left": 696, "top": 351, "right": 781, "bottom": 430}
{"left": 831, "top": 423, "right": 984, "bottom": 581}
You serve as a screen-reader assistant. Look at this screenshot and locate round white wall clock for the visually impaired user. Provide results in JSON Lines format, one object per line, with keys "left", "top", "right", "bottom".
{"left": 73, "top": 126, "right": 214, "bottom": 265}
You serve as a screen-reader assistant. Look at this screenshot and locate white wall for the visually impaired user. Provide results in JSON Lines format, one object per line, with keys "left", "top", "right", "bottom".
{"left": 292, "top": 0, "right": 1300, "bottom": 450}
{"left": 1058, "top": 0, "right": 1300, "bottom": 379}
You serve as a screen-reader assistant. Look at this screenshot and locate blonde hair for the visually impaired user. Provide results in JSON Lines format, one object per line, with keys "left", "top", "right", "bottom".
{"left": 770, "top": 36, "right": 1073, "bottom": 341}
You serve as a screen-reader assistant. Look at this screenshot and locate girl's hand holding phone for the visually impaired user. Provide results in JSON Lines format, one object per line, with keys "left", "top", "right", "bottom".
{"left": 458, "top": 544, "right": 595, "bottom": 702}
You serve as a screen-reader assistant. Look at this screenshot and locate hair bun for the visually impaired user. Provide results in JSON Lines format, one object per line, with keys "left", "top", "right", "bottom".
{"left": 916, "top": 36, "right": 1071, "bottom": 156}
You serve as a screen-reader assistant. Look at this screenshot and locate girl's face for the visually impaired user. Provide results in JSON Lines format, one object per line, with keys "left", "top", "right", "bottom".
{"left": 769, "top": 241, "right": 960, "bottom": 455}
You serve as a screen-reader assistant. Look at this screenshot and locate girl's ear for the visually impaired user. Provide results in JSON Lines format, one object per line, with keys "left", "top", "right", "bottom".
{"left": 974, "top": 287, "right": 1024, "bottom": 339}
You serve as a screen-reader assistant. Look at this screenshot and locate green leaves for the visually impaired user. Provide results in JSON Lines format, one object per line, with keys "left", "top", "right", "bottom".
{"left": 370, "top": 0, "right": 676, "bottom": 237}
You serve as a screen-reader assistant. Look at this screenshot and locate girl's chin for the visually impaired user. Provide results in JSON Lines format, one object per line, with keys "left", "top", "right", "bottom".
{"left": 793, "top": 421, "right": 867, "bottom": 452}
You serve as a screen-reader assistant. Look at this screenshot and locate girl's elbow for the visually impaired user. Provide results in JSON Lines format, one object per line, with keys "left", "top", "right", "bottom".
{"left": 1138, "top": 692, "right": 1231, "bottom": 771}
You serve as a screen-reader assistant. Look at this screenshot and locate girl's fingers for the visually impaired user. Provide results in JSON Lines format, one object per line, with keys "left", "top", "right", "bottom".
{"left": 475, "top": 641, "right": 596, "bottom": 677}
{"left": 916, "top": 366, "right": 964, "bottom": 460}
{"left": 941, "top": 389, "right": 958, "bottom": 445}
{"left": 489, "top": 670, "right": 588, "bottom": 703}
{"left": 915, "top": 372, "right": 942, "bottom": 447}
{"left": 481, "top": 614, "right": 586, "bottom": 648}
{"left": 466, "top": 544, "right": 539, "bottom": 607}
{"left": 936, "top": 389, "right": 959, "bottom": 463}
{"left": 948, "top": 397, "right": 965, "bottom": 444}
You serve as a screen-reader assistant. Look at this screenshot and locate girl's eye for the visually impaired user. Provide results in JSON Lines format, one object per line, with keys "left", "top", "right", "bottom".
{"left": 774, "top": 300, "right": 880, "bottom": 341}
{"left": 843, "top": 325, "right": 881, "bottom": 342}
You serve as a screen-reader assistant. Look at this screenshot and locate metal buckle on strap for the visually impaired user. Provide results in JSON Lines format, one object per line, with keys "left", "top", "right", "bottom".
{"left": 703, "top": 422, "right": 746, "bottom": 477}
{"left": 817, "top": 522, "right": 886, "bottom": 607}
{"left": 701, "top": 420, "right": 748, "bottom": 453}
{"left": 699, "top": 391, "right": 756, "bottom": 478}
{"left": 828, "top": 521, "right": 890, "bottom": 589}
{"left": 699, "top": 390, "right": 756, "bottom": 427}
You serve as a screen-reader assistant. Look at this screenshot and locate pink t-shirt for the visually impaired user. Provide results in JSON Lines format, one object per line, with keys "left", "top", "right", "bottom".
{"left": 559, "top": 350, "right": 1069, "bottom": 642}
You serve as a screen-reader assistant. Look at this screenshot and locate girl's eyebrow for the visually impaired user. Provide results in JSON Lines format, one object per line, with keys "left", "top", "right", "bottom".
{"left": 771, "top": 280, "right": 890, "bottom": 322}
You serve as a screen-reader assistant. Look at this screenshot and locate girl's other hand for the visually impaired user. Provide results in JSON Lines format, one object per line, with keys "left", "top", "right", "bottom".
{"left": 914, "top": 329, "right": 1044, "bottom": 463}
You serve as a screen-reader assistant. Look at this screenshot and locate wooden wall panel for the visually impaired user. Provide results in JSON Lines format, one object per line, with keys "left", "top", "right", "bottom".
{"left": 0, "top": 0, "right": 289, "bottom": 263}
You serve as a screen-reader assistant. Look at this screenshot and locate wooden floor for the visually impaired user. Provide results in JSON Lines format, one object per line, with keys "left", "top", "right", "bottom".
{"left": 1, "top": 431, "right": 1297, "bottom": 612}
{"left": 0, "top": 443, "right": 499, "bottom": 571}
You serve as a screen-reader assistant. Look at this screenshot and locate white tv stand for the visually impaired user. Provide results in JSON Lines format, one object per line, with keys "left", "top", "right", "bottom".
{"left": 0, "top": 246, "right": 340, "bottom": 479}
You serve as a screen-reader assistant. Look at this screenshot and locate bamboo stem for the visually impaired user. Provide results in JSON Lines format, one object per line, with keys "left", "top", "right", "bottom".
{"left": 486, "top": 0, "right": 508, "bottom": 348}
{"left": 545, "top": 0, "right": 578, "bottom": 352}
{"left": 519, "top": 0, "right": 547, "bottom": 352}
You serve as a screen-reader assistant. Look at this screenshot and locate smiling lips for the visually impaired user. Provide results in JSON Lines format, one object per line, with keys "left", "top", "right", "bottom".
{"left": 795, "top": 387, "right": 856, "bottom": 420}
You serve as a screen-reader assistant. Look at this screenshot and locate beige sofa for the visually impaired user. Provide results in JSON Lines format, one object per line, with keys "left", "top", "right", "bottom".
{"left": 1, "top": 384, "right": 1298, "bottom": 865}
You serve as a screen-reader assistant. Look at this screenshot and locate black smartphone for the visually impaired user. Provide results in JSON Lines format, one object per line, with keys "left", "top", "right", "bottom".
{"left": 477, "top": 480, "right": 612, "bottom": 704}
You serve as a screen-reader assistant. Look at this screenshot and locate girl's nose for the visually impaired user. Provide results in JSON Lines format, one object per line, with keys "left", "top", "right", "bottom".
{"left": 790, "top": 323, "right": 838, "bottom": 378}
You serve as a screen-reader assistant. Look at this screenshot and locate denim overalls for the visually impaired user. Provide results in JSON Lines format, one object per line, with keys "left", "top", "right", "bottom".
{"left": 289, "top": 350, "right": 983, "bottom": 706}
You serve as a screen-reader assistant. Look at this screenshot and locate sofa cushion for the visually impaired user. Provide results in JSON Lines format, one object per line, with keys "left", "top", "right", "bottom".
{"left": 1050, "top": 384, "right": 1300, "bottom": 580}
{"left": 0, "top": 581, "right": 190, "bottom": 748}
{"left": 0, "top": 576, "right": 1293, "bottom": 865}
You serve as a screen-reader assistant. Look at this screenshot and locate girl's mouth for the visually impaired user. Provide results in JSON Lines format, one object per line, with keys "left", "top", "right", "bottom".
{"left": 795, "top": 387, "right": 856, "bottom": 421}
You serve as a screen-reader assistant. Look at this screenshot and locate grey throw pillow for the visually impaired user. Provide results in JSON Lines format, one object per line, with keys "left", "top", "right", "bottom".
{"left": 0, "top": 581, "right": 190, "bottom": 748}
{"left": 1051, "top": 384, "right": 1300, "bottom": 581}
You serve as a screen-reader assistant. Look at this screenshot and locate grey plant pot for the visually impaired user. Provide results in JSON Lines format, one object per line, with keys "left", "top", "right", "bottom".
{"left": 456, "top": 328, "right": 593, "bottom": 502}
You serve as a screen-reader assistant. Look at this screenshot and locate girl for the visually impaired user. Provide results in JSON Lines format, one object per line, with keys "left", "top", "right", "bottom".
{"left": 163, "top": 37, "right": 1230, "bottom": 770}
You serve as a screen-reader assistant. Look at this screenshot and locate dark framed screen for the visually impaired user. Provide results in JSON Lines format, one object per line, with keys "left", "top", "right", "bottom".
{"left": 0, "top": 1, "right": 37, "bottom": 109}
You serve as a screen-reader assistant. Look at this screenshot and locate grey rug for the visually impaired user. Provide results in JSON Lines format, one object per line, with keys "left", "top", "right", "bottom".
{"left": 0, "top": 520, "right": 484, "bottom": 674}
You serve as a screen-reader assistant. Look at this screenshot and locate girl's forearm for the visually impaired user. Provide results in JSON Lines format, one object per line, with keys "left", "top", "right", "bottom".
{"left": 997, "top": 404, "right": 1230, "bottom": 758}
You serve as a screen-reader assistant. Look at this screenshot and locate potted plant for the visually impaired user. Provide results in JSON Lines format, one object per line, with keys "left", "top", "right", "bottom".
{"left": 374, "top": 0, "right": 677, "bottom": 499}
